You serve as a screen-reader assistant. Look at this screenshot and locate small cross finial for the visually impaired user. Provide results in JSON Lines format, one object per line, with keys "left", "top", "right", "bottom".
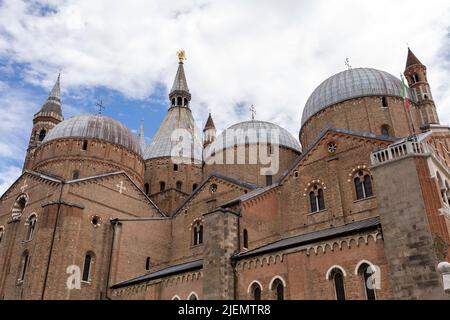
{"left": 96, "top": 100, "right": 105, "bottom": 115}
{"left": 345, "top": 57, "right": 352, "bottom": 70}
{"left": 249, "top": 105, "right": 256, "bottom": 121}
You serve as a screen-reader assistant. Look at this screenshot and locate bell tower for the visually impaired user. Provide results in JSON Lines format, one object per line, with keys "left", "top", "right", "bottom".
{"left": 203, "top": 113, "right": 216, "bottom": 148}
{"left": 24, "top": 74, "right": 64, "bottom": 171}
{"left": 404, "top": 48, "right": 439, "bottom": 128}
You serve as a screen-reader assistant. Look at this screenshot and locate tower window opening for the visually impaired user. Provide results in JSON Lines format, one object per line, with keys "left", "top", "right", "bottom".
{"left": 177, "top": 97, "right": 183, "bottom": 106}
{"left": 38, "top": 129, "right": 46, "bottom": 142}
{"left": 159, "top": 181, "right": 166, "bottom": 192}
{"left": 145, "top": 257, "right": 151, "bottom": 271}
{"left": 82, "top": 140, "right": 88, "bottom": 151}
{"left": 82, "top": 253, "right": 92, "bottom": 282}
{"left": 174, "top": 164, "right": 179, "bottom": 171}
{"left": 184, "top": 98, "right": 188, "bottom": 106}
{"left": 172, "top": 98, "right": 176, "bottom": 106}
{"left": 413, "top": 74, "right": 419, "bottom": 83}
{"left": 144, "top": 183, "right": 150, "bottom": 195}
{"left": 176, "top": 181, "right": 182, "bottom": 191}
{"left": 243, "top": 229, "right": 249, "bottom": 249}
{"left": 19, "top": 251, "right": 29, "bottom": 281}
{"left": 381, "top": 97, "right": 388, "bottom": 108}
{"left": 266, "top": 175, "right": 273, "bottom": 186}
{"left": 0, "top": 227, "right": 4, "bottom": 244}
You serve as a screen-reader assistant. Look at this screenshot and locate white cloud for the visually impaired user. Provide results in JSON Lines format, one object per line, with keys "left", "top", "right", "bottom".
{"left": 0, "top": 0, "right": 450, "bottom": 136}
{"left": 0, "top": 165, "right": 22, "bottom": 196}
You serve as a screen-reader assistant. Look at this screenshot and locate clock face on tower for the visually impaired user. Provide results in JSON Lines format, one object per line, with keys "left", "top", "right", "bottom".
{"left": 327, "top": 142, "right": 337, "bottom": 155}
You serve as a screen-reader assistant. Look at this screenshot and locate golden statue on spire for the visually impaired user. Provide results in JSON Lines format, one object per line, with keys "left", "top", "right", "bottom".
{"left": 177, "top": 50, "right": 186, "bottom": 63}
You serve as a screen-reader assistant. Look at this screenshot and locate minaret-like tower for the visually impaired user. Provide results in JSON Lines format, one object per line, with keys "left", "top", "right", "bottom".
{"left": 138, "top": 119, "right": 146, "bottom": 152}
{"left": 404, "top": 48, "right": 439, "bottom": 128}
{"left": 143, "top": 51, "right": 203, "bottom": 213}
{"left": 24, "top": 74, "right": 64, "bottom": 171}
{"left": 203, "top": 113, "right": 216, "bottom": 148}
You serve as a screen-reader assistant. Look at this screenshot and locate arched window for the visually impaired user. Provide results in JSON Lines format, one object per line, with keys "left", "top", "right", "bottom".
{"left": 192, "top": 183, "right": 198, "bottom": 191}
{"left": 12, "top": 194, "right": 27, "bottom": 221}
{"left": 358, "top": 263, "right": 376, "bottom": 300}
{"left": 184, "top": 98, "right": 188, "bottom": 106}
{"left": 380, "top": 125, "right": 390, "bottom": 136}
{"left": 188, "top": 292, "right": 198, "bottom": 300}
{"left": 413, "top": 73, "right": 419, "bottom": 83}
{"left": 25, "top": 214, "right": 37, "bottom": 241}
{"left": 171, "top": 98, "right": 176, "bottom": 106}
{"left": 72, "top": 170, "right": 80, "bottom": 180}
{"left": 177, "top": 97, "right": 183, "bottom": 106}
{"left": 0, "top": 227, "right": 5, "bottom": 244}
{"left": 329, "top": 268, "right": 346, "bottom": 300}
{"left": 82, "top": 140, "right": 88, "bottom": 151}
{"left": 309, "top": 185, "right": 325, "bottom": 213}
{"left": 176, "top": 181, "right": 182, "bottom": 191}
{"left": 145, "top": 257, "right": 151, "bottom": 271}
{"left": 172, "top": 295, "right": 181, "bottom": 300}
{"left": 82, "top": 253, "right": 93, "bottom": 282}
{"left": 193, "top": 222, "right": 203, "bottom": 246}
{"left": 243, "top": 229, "right": 249, "bottom": 249}
{"left": 38, "top": 129, "right": 46, "bottom": 142}
{"left": 354, "top": 171, "right": 374, "bottom": 200}
{"left": 19, "top": 251, "right": 30, "bottom": 281}
{"left": 381, "top": 97, "right": 388, "bottom": 108}
{"left": 159, "top": 181, "right": 166, "bottom": 192}
{"left": 248, "top": 281, "right": 263, "bottom": 300}
{"left": 144, "top": 183, "right": 150, "bottom": 195}
{"left": 272, "top": 279, "right": 285, "bottom": 300}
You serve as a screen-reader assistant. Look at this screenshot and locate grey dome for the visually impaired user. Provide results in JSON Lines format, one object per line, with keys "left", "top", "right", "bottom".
{"left": 44, "top": 114, "right": 142, "bottom": 155}
{"left": 208, "top": 120, "right": 301, "bottom": 154}
{"left": 301, "top": 68, "right": 410, "bottom": 127}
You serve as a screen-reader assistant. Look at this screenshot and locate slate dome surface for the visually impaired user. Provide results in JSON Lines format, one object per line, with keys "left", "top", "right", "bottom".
{"left": 209, "top": 120, "right": 301, "bottom": 153}
{"left": 43, "top": 114, "right": 142, "bottom": 155}
{"left": 301, "top": 68, "right": 408, "bottom": 127}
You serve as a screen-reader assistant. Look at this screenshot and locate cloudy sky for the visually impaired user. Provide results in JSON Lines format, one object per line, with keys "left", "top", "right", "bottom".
{"left": 1, "top": 0, "right": 450, "bottom": 194}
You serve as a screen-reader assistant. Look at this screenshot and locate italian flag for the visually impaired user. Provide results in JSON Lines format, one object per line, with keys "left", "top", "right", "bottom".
{"left": 401, "top": 74, "right": 411, "bottom": 110}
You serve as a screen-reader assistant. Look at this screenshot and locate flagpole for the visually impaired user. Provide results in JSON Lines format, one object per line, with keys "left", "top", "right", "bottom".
{"left": 401, "top": 74, "right": 417, "bottom": 140}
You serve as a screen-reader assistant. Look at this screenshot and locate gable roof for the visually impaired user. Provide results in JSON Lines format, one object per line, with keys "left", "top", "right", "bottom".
{"left": 172, "top": 172, "right": 257, "bottom": 216}
{"left": 68, "top": 171, "right": 165, "bottom": 217}
{"left": 111, "top": 259, "right": 203, "bottom": 289}
{"left": 278, "top": 128, "right": 397, "bottom": 185}
{"left": 233, "top": 217, "right": 381, "bottom": 260}
{"left": 0, "top": 170, "right": 63, "bottom": 200}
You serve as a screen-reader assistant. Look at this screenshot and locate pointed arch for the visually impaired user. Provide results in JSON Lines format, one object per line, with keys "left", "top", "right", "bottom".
{"left": 325, "top": 265, "right": 347, "bottom": 280}
{"left": 269, "top": 276, "right": 287, "bottom": 289}
{"left": 188, "top": 292, "right": 199, "bottom": 300}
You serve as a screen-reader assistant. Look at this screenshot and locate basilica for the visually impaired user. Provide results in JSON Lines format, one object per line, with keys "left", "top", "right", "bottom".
{"left": 0, "top": 49, "right": 449, "bottom": 300}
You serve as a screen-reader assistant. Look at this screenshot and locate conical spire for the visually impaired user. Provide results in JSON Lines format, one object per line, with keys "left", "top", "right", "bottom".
{"left": 406, "top": 48, "right": 424, "bottom": 69}
{"left": 37, "top": 73, "right": 63, "bottom": 117}
{"left": 171, "top": 61, "right": 190, "bottom": 93}
{"left": 204, "top": 113, "right": 216, "bottom": 131}
{"left": 169, "top": 51, "right": 192, "bottom": 108}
